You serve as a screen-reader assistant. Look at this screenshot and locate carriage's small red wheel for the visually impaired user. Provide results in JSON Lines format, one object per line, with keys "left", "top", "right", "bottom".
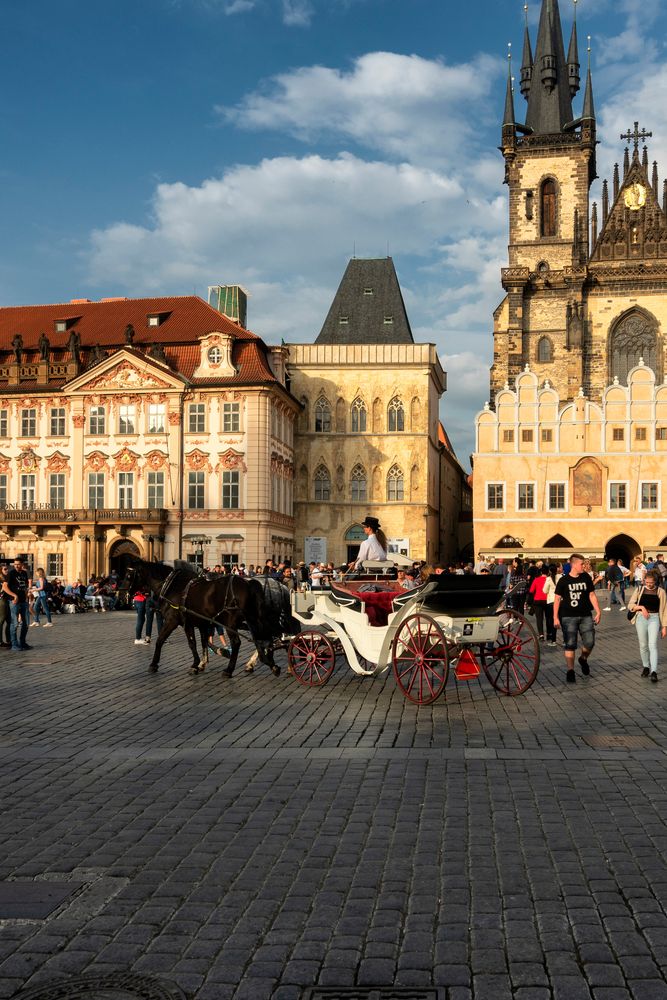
{"left": 479, "top": 609, "right": 540, "bottom": 697}
{"left": 287, "top": 630, "right": 336, "bottom": 687}
{"left": 392, "top": 614, "right": 449, "bottom": 705}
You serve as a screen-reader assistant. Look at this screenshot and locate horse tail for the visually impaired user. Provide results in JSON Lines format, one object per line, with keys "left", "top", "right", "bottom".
{"left": 246, "top": 578, "right": 272, "bottom": 641}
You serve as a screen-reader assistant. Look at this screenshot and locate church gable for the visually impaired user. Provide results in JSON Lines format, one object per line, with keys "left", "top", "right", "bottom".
{"left": 591, "top": 156, "right": 667, "bottom": 264}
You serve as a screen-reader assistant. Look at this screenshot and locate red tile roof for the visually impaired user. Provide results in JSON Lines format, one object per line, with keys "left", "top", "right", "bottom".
{"left": 0, "top": 295, "right": 280, "bottom": 388}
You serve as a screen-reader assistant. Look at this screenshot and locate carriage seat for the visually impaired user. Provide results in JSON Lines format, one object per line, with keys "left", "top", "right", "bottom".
{"left": 346, "top": 589, "right": 400, "bottom": 627}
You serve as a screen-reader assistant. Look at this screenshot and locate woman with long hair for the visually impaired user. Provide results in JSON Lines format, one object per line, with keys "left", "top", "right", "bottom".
{"left": 349, "top": 516, "right": 388, "bottom": 572}
{"left": 627, "top": 569, "right": 667, "bottom": 683}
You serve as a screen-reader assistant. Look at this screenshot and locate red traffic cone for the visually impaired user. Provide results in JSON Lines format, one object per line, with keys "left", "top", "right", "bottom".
{"left": 455, "top": 647, "right": 481, "bottom": 681}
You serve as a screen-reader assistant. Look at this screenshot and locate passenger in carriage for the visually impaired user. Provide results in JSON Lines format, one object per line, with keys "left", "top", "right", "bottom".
{"left": 347, "top": 516, "right": 388, "bottom": 573}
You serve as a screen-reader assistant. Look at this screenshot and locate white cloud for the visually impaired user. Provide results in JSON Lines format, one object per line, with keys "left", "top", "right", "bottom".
{"left": 225, "top": 0, "right": 256, "bottom": 13}
{"left": 219, "top": 51, "right": 503, "bottom": 168}
{"left": 282, "top": 0, "right": 313, "bottom": 25}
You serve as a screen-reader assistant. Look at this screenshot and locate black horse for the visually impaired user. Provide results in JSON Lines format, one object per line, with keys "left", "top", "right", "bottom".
{"left": 121, "top": 559, "right": 279, "bottom": 677}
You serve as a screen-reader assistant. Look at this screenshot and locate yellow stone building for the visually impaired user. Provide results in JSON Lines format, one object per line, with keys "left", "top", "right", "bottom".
{"left": 287, "top": 259, "right": 449, "bottom": 566}
{"left": 0, "top": 289, "right": 299, "bottom": 579}
{"left": 474, "top": 0, "right": 667, "bottom": 565}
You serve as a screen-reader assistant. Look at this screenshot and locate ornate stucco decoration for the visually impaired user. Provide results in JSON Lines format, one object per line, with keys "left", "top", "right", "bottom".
{"left": 217, "top": 449, "right": 247, "bottom": 473}
{"left": 84, "top": 451, "right": 109, "bottom": 474}
{"left": 111, "top": 447, "right": 142, "bottom": 479}
{"left": 185, "top": 449, "right": 212, "bottom": 473}
{"left": 17, "top": 449, "right": 39, "bottom": 474}
{"left": 192, "top": 333, "right": 236, "bottom": 379}
{"left": 145, "top": 450, "right": 169, "bottom": 471}
{"left": 86, "top": 360, "right": 172, "bottom": 392}
{"left": 45, "top": 452, "right": 70, "bottom": 473}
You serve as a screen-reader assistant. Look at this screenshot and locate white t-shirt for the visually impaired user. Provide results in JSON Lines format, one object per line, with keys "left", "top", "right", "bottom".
{"left": 354, "top": 534, "right": 388, "bottom": 569}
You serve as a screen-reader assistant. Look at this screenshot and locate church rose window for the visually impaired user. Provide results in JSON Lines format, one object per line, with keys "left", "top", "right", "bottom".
{"left": 540, "top": 179, "right": 557, "bottom": 237}
{"left": 610, "top": 312, "right": 660, "bottom": 384}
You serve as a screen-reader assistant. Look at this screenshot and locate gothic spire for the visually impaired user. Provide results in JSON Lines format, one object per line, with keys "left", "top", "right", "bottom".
{"left": 567, "top": 5, "right": 580, "bottom": 97}
{"left": 582, "top": 65, "right": 595, "bottom": 120}
{"left": 525, "top": 0, "right": 574, "bottom": 135}
{"left": 503, "top": 53, "right": 516, "bottom": 128}
{"left": 520, "top": 8, "right": 533, "bottom": 100}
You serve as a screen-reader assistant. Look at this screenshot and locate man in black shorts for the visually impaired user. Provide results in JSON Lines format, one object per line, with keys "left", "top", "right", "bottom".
{"left": 553, "top": 552, "right": 601, "bottom": 684}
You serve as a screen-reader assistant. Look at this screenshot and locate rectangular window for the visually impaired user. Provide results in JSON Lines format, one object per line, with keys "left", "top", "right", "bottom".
{"left": 118, "top": 405, "right": 136, "bottom": 435}
{"left": 20, "top": 408, "right": 36, "bottom": 437}
{"left": 548, "top": 483, "right": 566, "bottom": 511}
{"left": 487, "top": 483, "right": 504, "bottom": 511}
{"left": 612, "top": 427, "right": 624, "bottom": 442}
{"left": 609, "top": 482, "right": 627, "bottom": 511}
{"left": 188, "top": 471, "right": 205, "bottom": 509}
{"left": 88, "top": 473, "right": 105, "bottom": 509}
{"left": 49, "top": 473, "right": 65, "bottom": 509}
{"left": 502, "top": 429, "right": 514, "bottom": 443}
{"left": 541, "top": 429, "right": 553, "bottom": 443}
{"left": 0, "top": 409, "right": 8, "bottom": 437}
{"left": 657, "top": 427, "right": 667, "bottom": 441}
{"left": 223, "top": 402, "right": 240, "bottom": 433}
{"left": 50, "top": 408, "right": 66, "bottom": 436}
{"left": 517, "top": 483, "right": 535, "bottom": 510}
{"left": 641, "top": 482, "right": 659, "bottom": 511}
{"left": 222, "top": 470, "right": 240, "bottom": 509}
{"left": 635, "top": 427, "right": 647, "bottom": 441}
{"left": 118, "top": 472, "right": 134, "bottom": 509}
{"left": 147, "top": 404, "right": 165, "bottom": 434}
{"left": 20, "top": 474, "right": 36, "bottom": 509}
{"left": 147, "top": 472, "right": 165, "bottom": 509}
{"left": 47, "top": 554, "right": 63, "bottom": 578}
{"left": 0, "top": 473, "right": 7, "bottom": 508}
{"left": 89, "top": 406, "right": 106, "bottom": 435}
{"left": 188, "top": 403, "right": 206, "bottom": 433}
{"left": 521, "top": 429, "right": 534, "bottom": 443}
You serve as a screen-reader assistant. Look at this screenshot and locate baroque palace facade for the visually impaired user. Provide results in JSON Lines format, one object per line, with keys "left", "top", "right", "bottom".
{"left": 0, "top": 289, "right": 299, "bottom": 578}
{"left": 474, "top": 0, "right": 667, "bottom": 565}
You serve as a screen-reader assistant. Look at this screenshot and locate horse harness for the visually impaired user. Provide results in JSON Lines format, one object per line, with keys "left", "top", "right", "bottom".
{"left": 159, "top": 569, "right": 242, "bottom": 629}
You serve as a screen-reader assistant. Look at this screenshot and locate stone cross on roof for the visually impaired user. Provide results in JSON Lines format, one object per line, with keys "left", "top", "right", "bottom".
{"left": 620, "top": 122, "right": 652, "bottom": 154}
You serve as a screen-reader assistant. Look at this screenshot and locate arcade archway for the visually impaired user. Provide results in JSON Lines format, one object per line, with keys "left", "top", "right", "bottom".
{"left": 108, "top": 538, "right": 141, "bottom": 578}
{"left": 604, "top": 533, "right": 641, "bottom": 568}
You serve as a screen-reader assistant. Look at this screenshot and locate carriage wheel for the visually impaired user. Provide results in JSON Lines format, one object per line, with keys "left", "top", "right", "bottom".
{"left": 479, "top": 610, "right": 540, "bottom": 697}
{"left": 288, "top": 630, "right": 336, "bottom": 687}
{"left": 392, "top": 614, "right": 449, "bottom": 705}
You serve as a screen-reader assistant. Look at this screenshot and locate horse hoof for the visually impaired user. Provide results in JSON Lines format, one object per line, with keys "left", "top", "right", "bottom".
{"left": 188, "top": 666, "right": 199, "bottom": 676}
{"left": 223, "top": 667, "right": 234, "bottom": 678}
{"left": 271, "top": 665, "right": 281, "bottom": 677}
{"left": 148, "top": 664, "right": 159, "bottom": 673}
{"left": 244, "top": 665, "right": 254, "bottom": 673}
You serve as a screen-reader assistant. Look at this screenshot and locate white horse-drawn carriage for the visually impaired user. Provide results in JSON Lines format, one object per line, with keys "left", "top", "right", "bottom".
{"left": 286, "top": 559, "right": 540, "bottom": 705}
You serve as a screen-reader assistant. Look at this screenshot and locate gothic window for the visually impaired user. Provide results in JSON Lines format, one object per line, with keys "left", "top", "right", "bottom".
{"left": 314, "top": 464, "right": 331, "bottom": 501}
{"left": 314, "top": 395, "right": 332, "bottom": 433}
{"left": 387, "top": 397, "right": 405, "bottom": 432}
{"left": 540, "top": 178, "right": 557, "bottom": 238}
{"left": 350, "top": 464, "right": 367, "bottom": 502}
{"left": 537, "top": 337, "right": 553, "bottom": 363}
{"left": 386, "top": 464, "right": 404, "bottom": 502}
{"left": 351, "top": 398, "right": 367, "bottom": 433}
{"left": 610, "top": 312, "right": 660, "bottom": 385}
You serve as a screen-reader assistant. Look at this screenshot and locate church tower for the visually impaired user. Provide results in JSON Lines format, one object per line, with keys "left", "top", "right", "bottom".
{"left": 493, "top": 0, "right": 597, "bottom": 402}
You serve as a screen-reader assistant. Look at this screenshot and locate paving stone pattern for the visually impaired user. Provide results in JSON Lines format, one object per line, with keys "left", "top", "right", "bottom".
{"left": 1, "top": 608, "right": 667, "bottom": 999}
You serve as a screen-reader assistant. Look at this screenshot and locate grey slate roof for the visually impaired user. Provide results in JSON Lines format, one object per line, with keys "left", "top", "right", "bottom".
{"left": 315, "top": 258, "right": 414, "bottom": 346}
{"left": 525, "top": 0, "right": 575, "bottom": 135}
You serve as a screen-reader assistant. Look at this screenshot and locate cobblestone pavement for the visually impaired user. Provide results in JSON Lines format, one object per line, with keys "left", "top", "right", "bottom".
{"left": 1, "top": 607, "right": 667, "bottom": 999}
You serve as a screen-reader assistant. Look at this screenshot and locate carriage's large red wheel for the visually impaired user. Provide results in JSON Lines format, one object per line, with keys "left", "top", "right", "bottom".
{"left": 288, "top": 630, "right": 336, "bottom": 687}
{"left": 392, "top": 614, "right": 449, "bottom": 705}
{"left": 479, "top": 610, "right": 540, "bottom": 696}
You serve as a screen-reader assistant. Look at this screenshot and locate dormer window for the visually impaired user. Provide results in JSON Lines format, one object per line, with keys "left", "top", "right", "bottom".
{"left": 54, "top": 321, "right": 67, "bottom": 333}
{"left": 53, "top": 316, "right": 80, "bottom": 333}
{"left": 339, "top": 316, "right": 349, "bottom": 325}
{"left": 363, "top": 288, "right": 374, "bottom": 296}
{"left": 147, "top": 311, "right": 170, "bottom": 328}
{"left": 384, "top": 316, "right": 394, "bottom": 325}
{"left": 207, "top": 346, "right": 223, "bottom": 365}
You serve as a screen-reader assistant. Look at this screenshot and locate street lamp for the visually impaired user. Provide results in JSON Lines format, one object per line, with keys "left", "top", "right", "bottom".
{"left": 190, "top": 534, "right": 211, "bottom": 569}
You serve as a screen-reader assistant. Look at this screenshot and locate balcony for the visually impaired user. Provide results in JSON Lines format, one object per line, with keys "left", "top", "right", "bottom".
{"left": 0, "top": 505, "right": 169, "bottom": 524}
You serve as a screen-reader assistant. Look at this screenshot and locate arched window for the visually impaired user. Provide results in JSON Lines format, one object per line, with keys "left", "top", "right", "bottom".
{"left": 610, "top": 311, "right": 660, "bottom": 384}
{"left": 314, "top": 395, "right": 331, "bottom": 433}
{"left": 541, "top": 178, "right": 557, "bottom": 238}
{"left": 537, "top": 337, "right": 553, "bottom": 363}
{"left": 387, "top": 464, "right": 404, "bottom": 502}
{"left": 387, "top": 397, "right": 405, "bottom": 432}
{"left": 351, "top": 397, "right": 367, "bottom": 433}
{"left": 314, "top": 464, "right": 331, "bottom": 501}
{"left": 350, "top": 464, "right": 367, "bottom": 502}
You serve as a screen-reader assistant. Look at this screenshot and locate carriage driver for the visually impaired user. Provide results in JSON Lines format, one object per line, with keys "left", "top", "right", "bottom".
{"left": 347, "top": 516, "right": 389, "bottom": 573}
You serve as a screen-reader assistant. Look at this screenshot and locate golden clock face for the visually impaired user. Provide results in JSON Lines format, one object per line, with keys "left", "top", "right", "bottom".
{"left": 624, "top": 182, "right": 647, "bottom": 211}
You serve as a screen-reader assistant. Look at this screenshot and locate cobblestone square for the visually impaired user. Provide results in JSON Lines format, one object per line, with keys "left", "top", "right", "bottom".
{"left": 1, "top": 608, "right": 666, "bottom": 999}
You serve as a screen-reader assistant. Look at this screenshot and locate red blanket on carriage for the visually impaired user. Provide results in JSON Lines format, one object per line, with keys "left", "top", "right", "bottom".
{"left": 347, "top": 590, "right": 399, "bottom": 627}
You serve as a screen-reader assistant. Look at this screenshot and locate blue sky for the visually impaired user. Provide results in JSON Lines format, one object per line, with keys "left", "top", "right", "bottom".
{"left": 1, "top": 0, "right": 665, "bottom": 464}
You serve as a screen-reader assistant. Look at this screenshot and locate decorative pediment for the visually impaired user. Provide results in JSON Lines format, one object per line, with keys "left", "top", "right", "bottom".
{"left": 145, "top": 450, "right": 169, "bottom": 471}
{"left": 217, "top": 449, "right": 247, "bottom": 474}
{"left": 0, "top": 454, "right": 12, "bottom": 475}
{"left": 65, "top": 349, "right": 184, "bottom": 394}
{"left": 185, "top": 448, "right": 212, "bottom": 473}
{"left": 17, "top": 449, "right": 39, "bottom": 474}
{"left": 84, "top": 451, "right": 109, "bottom": 474}
{"left": 112, "top": 447, "right": 142, "bottom": 478}
{"left": 592, "top": 158, "right": 667, "bottom": 264}
{"left": 45, "top": 451, "right": 70, "bottom": 473}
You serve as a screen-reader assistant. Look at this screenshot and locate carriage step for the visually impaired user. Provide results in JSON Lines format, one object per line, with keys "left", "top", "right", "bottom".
{"left": 453, "top": 648, "right": 481, "bottom": 681}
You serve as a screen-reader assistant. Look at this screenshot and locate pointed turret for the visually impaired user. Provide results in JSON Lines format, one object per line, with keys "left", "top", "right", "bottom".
{"left": 503, "top": 62, "right": 516, "bottom": 129}
{"left": 525, "top": 0, "right": 574, "bottom": 134}
{"left": 520, "top": 22, "right": 534, "bottom": 99}
{"left": 582, "top": 66, "right": 595, "bottom": 121}
{"left": 567, "top": 17, "right": 580, "bottom": 97}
